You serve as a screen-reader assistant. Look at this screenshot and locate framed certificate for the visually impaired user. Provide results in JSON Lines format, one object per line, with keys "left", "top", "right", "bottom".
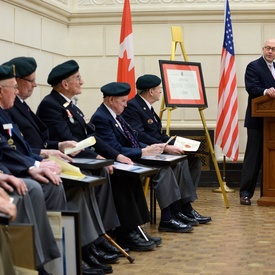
{"left": 159, "top": 60, "right": 208, "bottom": 108}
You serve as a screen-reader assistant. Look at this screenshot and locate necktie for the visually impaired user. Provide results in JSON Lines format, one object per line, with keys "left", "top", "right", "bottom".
{"left": 268, "top": 64, "right": 275, "bottom": 79}
{"left": 116, "top": 115, "right": 140, "bottom": 148}
{"left": 23, "top": 101, "right": 30, "bottom": 112}
{"left": 151, "top": 106, "right": 158, "bottom": 122}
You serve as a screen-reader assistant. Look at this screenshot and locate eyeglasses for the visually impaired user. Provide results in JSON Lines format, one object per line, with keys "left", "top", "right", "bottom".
{"left": 19, "top": 77, "right": 36, "bottom": 83}
{"left": 264, "top": 46, "right": 275, "bottom": 52}
{"left": 67, "top": 75, "right": 82, "bottom": 82}
{"left": 0, "top": 84, "right": 18, "bottom": 90}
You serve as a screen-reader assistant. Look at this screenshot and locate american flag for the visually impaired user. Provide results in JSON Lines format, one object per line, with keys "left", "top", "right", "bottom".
{"left": 215, "top": 0, "right": 239, "bottom": 162}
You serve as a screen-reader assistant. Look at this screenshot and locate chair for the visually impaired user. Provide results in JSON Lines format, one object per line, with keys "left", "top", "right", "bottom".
{"left": 143, "top": 177, "right": 157, "bottom": 224}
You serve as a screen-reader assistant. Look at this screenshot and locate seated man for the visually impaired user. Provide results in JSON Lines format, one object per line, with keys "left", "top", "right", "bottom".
{"left": 0, "top": 161, "right": 61, "bottom": 275}
{"left": 36, "top": 59, "right": 159, "bottom": 251}
{"left": 0, "top": 63, "right": 110, "bottom": 275}
{"left": 123, "top": 75, "right": 211, "bottom": 224}
{"left": 89, "top": 82, "right": 203, "bottom": 234}
{"left": 0, "top": 187, "right": 17, "bottom": 275}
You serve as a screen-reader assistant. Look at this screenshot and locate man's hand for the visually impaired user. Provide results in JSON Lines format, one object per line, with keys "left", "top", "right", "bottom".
{"left": 58, "top": 140, "right": 78, "bottom": 152}
{"left": 164, "top": 145, "right": 184, "bottom": 155}
{"left": 0, "top": 188, "right": 17, "bottom": 221}
{"left": 116, "top": 154, "right": 133, "bottom": 165}
{"left": 142, "top": 144, "right": 165, "bottom": 157}
{"left": 28, "top": 167, "right": 62, "bottom": 186}
{"left": 40, "top": 149, "right": 73, "bottom": 162}
{"left": 266, "top": 87, "right": 275, "bottom": 98}
{"left": 58, "top": 141, "right": 82, "bottom": 157}
{"left": 95, "top": 155, "right": 114, "bottom": 174}
{"left": 40, "top": 159, "right": 62, "bottom": 175}
{"left": 0, "top": 174, "right": 28, "bottom": 195}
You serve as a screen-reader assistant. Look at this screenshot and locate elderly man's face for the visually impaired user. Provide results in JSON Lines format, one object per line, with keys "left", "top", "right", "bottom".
{"left": 0, "top": 78, "right": 18, "bottom": 109}
{"left": 16, "top": 72, "right": 37, "bottom": 100}
{"left": 109, "top": 95, "right": 128, "bottom": 115}
{"left": 65, "top": 71, "right": 84, "bottom": 97}
{"left": 150, "top": 85, "right": 162, "bottom": 103}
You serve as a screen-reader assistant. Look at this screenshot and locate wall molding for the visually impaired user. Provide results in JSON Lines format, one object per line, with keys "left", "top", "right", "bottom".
{"left": 3, "top": 0, "right": 275, "bottom": 25}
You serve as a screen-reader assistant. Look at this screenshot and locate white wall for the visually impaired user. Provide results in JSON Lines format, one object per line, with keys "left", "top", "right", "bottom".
{"left": 1, "top": 0, "right": 275, "bottom": 161}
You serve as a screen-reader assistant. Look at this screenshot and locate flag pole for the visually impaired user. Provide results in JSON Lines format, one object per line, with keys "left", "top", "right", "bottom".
{"left": 212, "top": 155, "right": 235, "bottom": 193}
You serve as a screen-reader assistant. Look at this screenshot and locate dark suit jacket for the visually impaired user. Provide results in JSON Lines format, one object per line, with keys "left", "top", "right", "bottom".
{"left": 0, "top": 135, "right": 34, "bottom": 176}
{"left": 36, "top": 90, "right": 120, "bottom": 160}
{"left": 0, "top": 107, "right": 41, "bottom": 165}
{"left": 122, "top": 95, "right": 171, "bottom": 145}
{"left": 244, "top": 56, "right": 275, "bottom": 129}
{"left": 8, "top": 97, "right": 59, "bottom": 154}
{"left": 90, "top": 103, "right": 147, "bottom": 159}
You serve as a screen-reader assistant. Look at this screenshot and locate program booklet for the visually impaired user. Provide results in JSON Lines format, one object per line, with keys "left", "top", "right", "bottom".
{"left": 174, "top": 136, "right": 200, "bottom": 152}
{"left": 64, "top": 136, "right": 96, "bottom": 155}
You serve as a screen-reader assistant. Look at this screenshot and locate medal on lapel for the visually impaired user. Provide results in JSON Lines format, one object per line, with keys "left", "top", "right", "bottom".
{"left": 147, "top": 119, "right": 153, "bottom": 124}
{"left": 6, "top": 128, "right": 16, "bottom": 149}
{"left": 66, "top": 109, "right": 75, "bottom": 123}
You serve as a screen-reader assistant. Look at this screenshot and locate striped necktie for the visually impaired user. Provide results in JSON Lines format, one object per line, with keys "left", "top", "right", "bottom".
{"left": 116, "top": 115, "right": 140, "bottom": 148}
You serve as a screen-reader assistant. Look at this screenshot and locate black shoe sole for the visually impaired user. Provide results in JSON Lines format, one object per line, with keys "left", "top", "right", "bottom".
{"left": 118, "top": 243, "right": 156, "bottom": 252}
{"left": 197, "top": 219, "right": 212, "bottom": 224}
{"left": 158, "top": 226, "right": 194, "bottom": 233}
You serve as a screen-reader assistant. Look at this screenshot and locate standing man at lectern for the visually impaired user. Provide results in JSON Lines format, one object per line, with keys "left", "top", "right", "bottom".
{"left": 240, "top": 38, "right": 275, "bottom": 205}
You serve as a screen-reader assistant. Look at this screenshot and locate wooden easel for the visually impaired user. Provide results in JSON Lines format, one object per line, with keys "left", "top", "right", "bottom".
{"left": 159, "top": 26, "right": 229, "bottom": 208}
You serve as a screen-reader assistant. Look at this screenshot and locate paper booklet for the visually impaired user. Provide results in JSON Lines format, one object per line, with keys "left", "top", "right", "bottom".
{"left": 64, "top": 136, "right": 96, "bottom": 155}
{"left": 49, "top": 156, "right": 85, "bottom": 180}
{"left": 174, "top": 136, "right": 201, "bottom": 152}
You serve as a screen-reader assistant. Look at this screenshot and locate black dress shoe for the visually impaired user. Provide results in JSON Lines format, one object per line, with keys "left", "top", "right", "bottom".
{"left": 184, "top": 209, "right": 212, "bottom": 224}
{"left": 158, "top": 218, "right": 193, "bottom": 233}
{"left": 116, "top": 230, "right": 156, "bottom": 251}
{"left": 137, "top": 227, "right": 162, "bottom": 246}
{"left": 97, "top": 238, "right": 130, "bottom": 257}
{"left": 37, "top": 267, "right": 51, "bottom": 275}
{"left": 89, "top": 243, "right": 119, "bottom": 264}
{"left": 240, "top": 196, "right": 251, "bottom": 205}
{"left": 82, "top": 254, "right": 113, "bottom": 274}
{"left": 82, "top": 261, "right": 104, "bottom": 275}
{"left": 175, "top": 212, "right": 199, "bottom": 226}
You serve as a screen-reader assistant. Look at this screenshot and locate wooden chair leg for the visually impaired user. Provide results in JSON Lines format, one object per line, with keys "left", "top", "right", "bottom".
{"left": 143, "top": 177, "right": 150, "bottom": 196}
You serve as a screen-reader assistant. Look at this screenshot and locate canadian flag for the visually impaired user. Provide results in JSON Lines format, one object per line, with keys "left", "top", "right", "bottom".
{"left": 117, "top": 0, "right": 136, "bottom": 99}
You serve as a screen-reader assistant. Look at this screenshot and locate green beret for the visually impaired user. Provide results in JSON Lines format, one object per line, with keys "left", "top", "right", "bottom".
{"left": 136, "top": 74, "right": 161, "bottom": 90}
{"left": 2, "top": 57, "right": 37, "bottom": 78}
{"left": 101, "top": 82, "right": 131, "bottom": 97}
{"left": 0, "top": 65, "right": 15, "bottom": 81}
{"left": 47, "top": 60, "right": 79, "bottom": 86}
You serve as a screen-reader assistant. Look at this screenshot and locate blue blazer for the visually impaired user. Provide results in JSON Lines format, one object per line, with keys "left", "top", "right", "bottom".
{"left": 37, "top": 90, "right": 120, "bottom": 160}
{"left": 244, "top": 56, "right": 275, "bottom": 129}
{"left": 90, "top": 103, "right": 147, "bottom": 159}
{"left": 122, "top": 95, "right": 170, "bottom": 145}
{"left": 0, "top": 135, "right": 34, "bottom": 176}
{"left": 8, "top": 96, "right": 59, "bottom": 154}
{"left": 0, "top": 107, "right": 41, "bottom": 164}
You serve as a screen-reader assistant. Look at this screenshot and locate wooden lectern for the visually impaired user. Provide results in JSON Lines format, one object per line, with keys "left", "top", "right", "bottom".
{"left": 252, "top": 95, "right": 275, "bottom": 206}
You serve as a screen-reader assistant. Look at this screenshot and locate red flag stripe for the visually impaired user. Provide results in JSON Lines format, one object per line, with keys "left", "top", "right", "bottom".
{"left": 215, "top": 0, "right": 239, "bottom": 163}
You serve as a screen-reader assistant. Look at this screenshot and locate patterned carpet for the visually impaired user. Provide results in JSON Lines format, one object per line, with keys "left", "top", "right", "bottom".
{"left": 111, "top": 187, "right": 275, "bottom": 275}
